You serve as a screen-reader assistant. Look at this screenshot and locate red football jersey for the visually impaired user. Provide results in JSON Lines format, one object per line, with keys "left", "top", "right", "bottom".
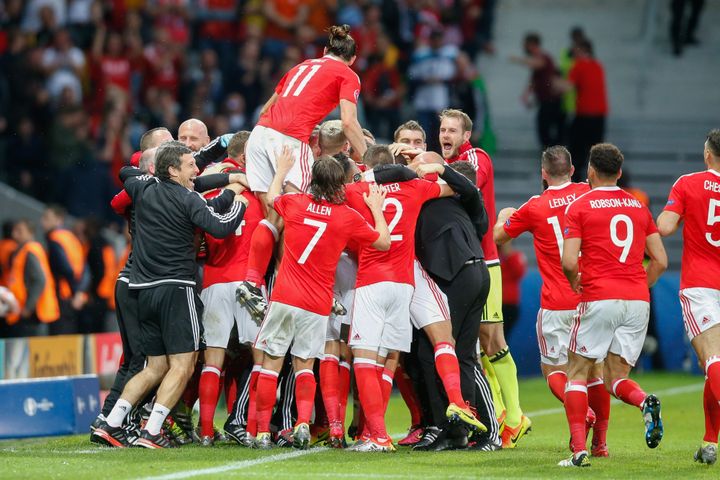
{"left": 504, "top": 182, "right": 590, "bottom": 310}
{"left": 664, "top": 169, "right": 720, "bottom": 290}
{"left": 257, "top": 56, "right": 361, "bottom": 143}
{"left": 564, "top": 186, "right": 658, "bottom": 302}
{"left": 447, "top": 141, "right": 499, "bottom": 263}
{"left": 346, "top": 179, "right": 441, "bottom": 288}
{"left": 271, "top": 192, "right": 379, "bottom": 315}
{"left": 202, "top": 190, "right": 264, "bottom": 288}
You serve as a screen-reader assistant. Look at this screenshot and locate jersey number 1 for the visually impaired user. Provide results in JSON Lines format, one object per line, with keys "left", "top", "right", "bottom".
{"left": 298, "top": 218, "right": 327, "bottom": 264}
{"left": 282, "top": 65, "right": 322, "bottom": 97}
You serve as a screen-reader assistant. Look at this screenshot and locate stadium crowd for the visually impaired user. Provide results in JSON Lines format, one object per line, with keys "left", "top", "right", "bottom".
{"left": 0, "top": 1, "right": 718, "bottom": 472}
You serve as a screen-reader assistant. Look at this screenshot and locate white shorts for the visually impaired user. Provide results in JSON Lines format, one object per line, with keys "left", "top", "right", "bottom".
{"left": 349, "top": 282, "right": 414, "bottom": 353}
{"left": 536, "top": 309, "right": 575, "bottom": 366}
{"left": 200, "top": 282, "right": 261, "bottom": 348}
{"left": 679, "top": 287, "right": 720, "bottom": 341}
{"left": 245, "top": 125, "right": 314, "bottom": 193}
{"left": 254, "top": 301, "right": 327, "bottom": 360}
{"left": 326, "top": 253, "right": 358, "bottom": 341}
{"left": 410, "top": 260, "right": 450, "bottom": 330}
{"left": 569, "top": 300, "right": 649, "bottom": 366}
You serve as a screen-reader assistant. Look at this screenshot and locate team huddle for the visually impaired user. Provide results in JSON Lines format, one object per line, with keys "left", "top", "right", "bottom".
{"left": 85, "top": 24, "right": 720, "bottom": 467}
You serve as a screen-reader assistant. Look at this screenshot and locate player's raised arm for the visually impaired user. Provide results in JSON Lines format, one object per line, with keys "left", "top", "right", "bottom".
{"left": 340, "top": 99, "right": 367, "bottom": 162}
{"left": 656, "top": 211, "right": 682, "bottom": 237}
{"left": 644, "top": 233, "right": 668, "bottom": 287}
{"left": 561, "top": 237, "right": 581, "bottom": 293}
{"left": 266, "top": 145, "right": 295, "bottom": 209}
{"left": 494, "top": 207, "right": 518, "bottom": 245}
{"left": 363, "top": 183, "right": 391, "bottom": 251}
{"left": 259, "top": 93, "right": 279, "bottom": 118}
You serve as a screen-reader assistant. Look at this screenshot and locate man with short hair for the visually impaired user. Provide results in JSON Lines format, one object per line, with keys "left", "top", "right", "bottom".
{"left": 439, "top": 108, "right": 529, "bottom": 447}
{"left": 393, "top": 120, "right": 427, "bottom": 151}
{"left": 139, "top": 127, "right": 173, "bottom": 152}
{"left": 92, "top": 141, "right": 247, "bottom": 449}
{"left": 226, "top": 131, "right": 251, "bottom": 170}
{"left": 494, "top": 146, "right": 610, "bottom": 456}
{"left": 319, "top": 120, "right": 349, "bottom": 156}
{"left": 657, "top": 129, "right": 720, "bottom": 465}
{"left": 559, "top": 143, "right": 667, "bottom": 467}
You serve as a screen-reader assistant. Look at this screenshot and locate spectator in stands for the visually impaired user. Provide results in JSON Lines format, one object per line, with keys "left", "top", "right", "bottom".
{"left": 226, "top": 38, "right": 271, "bottom": 119}
{"left": 6, "top": 117, "right": 48, "bottom": 201}
{"left": 41, "top": 29, "right": 86, "bottom": 106}
{"left": 41, "top": 204, "right": 88, "bottom": 335}
{"left": 90, "top": 26, "right": 132, "bottom": 115}
{"left": 558, "top": 27, "right": 586, "bottom": 118}
{"left": 499, "top": 240, "right": 527, "bottom": 336}
{"left": 670, "top": 0, "right": 706, "bottom": 56}
{"left": 4, "top": 219, "right": 60, "bottom": 338}
{"left": 511, "top": 33, "right": 565, "bottom": 149}
{"left": 21, "top": 0, "right": 66, "bottom": 34}
{"left": 262, "top": 0, "right": 309, "bottom": 59}
{"left": 77, "top": 217, "right": 116, "bottom": 334}
{"left": 408, "top": 28, "right": 459, "bottom": 153}
{"left": 362, "top": 32, "right": 403, "bottom": 141}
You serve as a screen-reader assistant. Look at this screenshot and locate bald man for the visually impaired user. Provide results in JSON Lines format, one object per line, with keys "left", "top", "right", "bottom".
{"left": 178, "top": 118, "right": 233, "bottom": 171}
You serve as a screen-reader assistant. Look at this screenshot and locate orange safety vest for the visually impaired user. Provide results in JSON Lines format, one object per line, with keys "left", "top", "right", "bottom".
{"left": 97, "top": 244, "right": 117, "bottom": 309}
{"left": 48, "top": 229, "right": 86, "bottom": 300}
{"left": 0, "top": 238, "right": 17, "bottom": 286}
{"left": 7, "top": 241, "right": 60, "bottom": 325}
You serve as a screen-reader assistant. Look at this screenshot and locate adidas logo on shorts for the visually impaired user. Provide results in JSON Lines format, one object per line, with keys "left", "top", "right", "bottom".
{"left": 353, "top": 333, "right": 361, "bottom": 341}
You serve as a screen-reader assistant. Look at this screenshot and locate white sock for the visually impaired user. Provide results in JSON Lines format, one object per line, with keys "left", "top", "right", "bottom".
{"left": 106, "top": 399, "right": 132, "bottom": 428}
{"left": 145, "top": 403, "right": 171, "bottom": 435}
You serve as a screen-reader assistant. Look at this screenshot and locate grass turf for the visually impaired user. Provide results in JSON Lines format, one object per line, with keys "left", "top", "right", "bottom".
{"left": 0, "top": 372, "right": 716, "bottom": 479}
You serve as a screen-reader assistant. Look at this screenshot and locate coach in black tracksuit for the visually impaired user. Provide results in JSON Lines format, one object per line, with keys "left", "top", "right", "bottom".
{"left": 92, "top": 141, "right": 247, "bottom": 448}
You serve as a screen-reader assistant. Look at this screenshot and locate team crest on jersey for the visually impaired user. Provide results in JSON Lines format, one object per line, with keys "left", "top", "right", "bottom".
{"left": 564, "top": 227, "right": 569, "bottom": 236}
{"left": 666, "top": 200, "right": 675, "bottom": 206}
{"left": 505, "top": 219, "right": 511, "bottom": 227}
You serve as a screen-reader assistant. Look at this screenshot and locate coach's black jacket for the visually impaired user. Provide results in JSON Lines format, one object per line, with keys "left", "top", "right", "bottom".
{"left": 120, "top": 167, "right": 245, "bottom": 289}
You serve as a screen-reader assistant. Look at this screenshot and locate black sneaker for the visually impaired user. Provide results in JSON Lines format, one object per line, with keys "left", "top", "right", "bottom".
{"left": 135, "top": 429, "right": 176, "bottom": 449}
{"left": 90, "top": 414, "right": 105, "bottom": 432}
{"left": 275, "top": 429, "right": 294, "bottom": 448}
{"left": 412, "top": 426, "right": 447, "bottom": 451}
{"left": 236, "top": 282, "right": 268, "bottom": 324}
{"left": 224, "top": 420, "right": 253, "bottom": 447}
{"left": 91, "top": 421, "right": 130, "bottom": 448}
{"left": 642, "top": 394, "right": 663, "bottom": 449}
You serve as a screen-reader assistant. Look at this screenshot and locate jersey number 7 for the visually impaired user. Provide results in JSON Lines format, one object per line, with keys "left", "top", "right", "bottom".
{"left": 298, "top": 218, "right": 327, "bottom": 264}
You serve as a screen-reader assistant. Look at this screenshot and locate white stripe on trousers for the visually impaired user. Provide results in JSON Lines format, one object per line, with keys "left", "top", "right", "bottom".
{"left": 474, "top": 365, "right": 500, "bottom": 443}
{"left": 186, "top": 287, "right": 199, "bottom": 350}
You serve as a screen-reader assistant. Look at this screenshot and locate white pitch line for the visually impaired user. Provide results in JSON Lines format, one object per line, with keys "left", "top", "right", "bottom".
{"left": 141, "top": 448, "right": 324, "bottom": 480}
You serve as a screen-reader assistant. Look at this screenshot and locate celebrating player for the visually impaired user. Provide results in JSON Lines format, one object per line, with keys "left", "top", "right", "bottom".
{"left": 657, "top": 129, "right": 720, "bottom": 465}
{"left": 559, "top": 143, "right": 667, "bottom": 467}
{"left": 237, "top": 25, "right": 367, "bottom": 320}
{"left": 494, "top": 146, "right": 610, "bottom": 456}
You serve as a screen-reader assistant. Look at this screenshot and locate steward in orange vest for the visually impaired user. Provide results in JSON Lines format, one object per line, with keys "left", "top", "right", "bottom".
{"left": 41, "top": 205, "right": 89, "bottom": 303}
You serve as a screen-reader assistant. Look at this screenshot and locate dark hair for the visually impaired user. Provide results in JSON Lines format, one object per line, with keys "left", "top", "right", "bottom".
{"left": 140, "top": 127, "right": 171, "bottom": 151}
{"left": 541, "top": 146, "right": 573, "bottom": 178}
{"left": 333, "top": 152, "right": 357, "bottom": 183}
{"left": 155, "top": 141, "right": 192, "bottom": 181}
{"left": 2, "top": 220, "right": 15, "bottom": 239}
{"left": 450, "top": 161, "right": 477, "bottom": 184}
{"left": 309, "top": 156, "right": 346, "bottom": 205}
{"left": 228, "top": 131, "right": 251, "bottom": 158}
{"left": 589, "top": 143, "right": 623, "bottom": 178}
{"left": 326, "top": 24, "right": 356, "bottom": 61}
{"left": 577, "top": 39, "right": 594, "bottom": 56}
{"left": 706, "top": 129, "right": 720, "bottom": 157}
{"left": 393, "top": 120, "right": 426, "bottom": 142}
{"left": 45, "top": 204, "right": 67, "bottom": 220}
{"left": 524, "top": 32, "right": 541, "bottom": 46}
{"left": 363, "top": 144, "right": 394, "bottom": 168}
{"left": 14, "top": 218, "right": 35, "bottom": 236}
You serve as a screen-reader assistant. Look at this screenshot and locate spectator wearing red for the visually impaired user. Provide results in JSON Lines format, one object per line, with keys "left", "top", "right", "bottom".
{"left": 362, "top": 32, "right": 403, "bottom": 141}
{"left": 499, "top": 240, "right": 527, "bottom": 336}
{"left": 90, "top": 27, "right": 131, "bottom": 114}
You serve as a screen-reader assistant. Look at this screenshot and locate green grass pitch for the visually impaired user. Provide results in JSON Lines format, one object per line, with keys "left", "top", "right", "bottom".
{"left": 0, "top": 372, "right": 716, "bottom": 479}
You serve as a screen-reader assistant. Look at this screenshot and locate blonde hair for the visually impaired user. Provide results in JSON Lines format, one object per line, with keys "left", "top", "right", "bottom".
{"left": 439, "top": 109, "right": 473, "bottom": 133}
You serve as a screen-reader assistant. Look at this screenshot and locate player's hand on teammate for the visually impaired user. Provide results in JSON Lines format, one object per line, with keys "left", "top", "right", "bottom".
{"left": 226, "top": 182, "right": 245, "bottom": 195}
{"left": 229, "top": 173, "right": 250, "bottom": 188}
{"left": 276, "top": 145, "right": 295, "bottom": 173}
{"left": 412, "top": 162, "right": 445, "bottom": 178}
{"left": 569, "top": 273, "right": 582, "bottom": 294}
{"left": 363, "top": 183, "right": 387, "bottom": 212}
{"left": 389, "top": 143, "right": 423, "bottom": 162}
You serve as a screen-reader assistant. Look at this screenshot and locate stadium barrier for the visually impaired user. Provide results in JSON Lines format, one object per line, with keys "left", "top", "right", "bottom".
{"left": 0, "top": 374, "right": 100, "bottom": 439}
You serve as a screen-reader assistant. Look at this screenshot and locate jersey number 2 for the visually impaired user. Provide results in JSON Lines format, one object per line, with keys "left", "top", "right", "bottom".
{"left": 282, "top": 65, "right": 322, "bottom": 97}
{"left": 383, "top": 198, "right": 404, "bottom": 242}
{"left": 298, "top": 218, "right": 327, "bottom": 264}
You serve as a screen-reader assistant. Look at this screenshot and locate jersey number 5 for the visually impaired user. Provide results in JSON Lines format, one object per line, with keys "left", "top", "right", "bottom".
{"left": 610, "top": 214, "right": 633, "bottom": 263}
{"left": 282, "top": 65, "right": 322, "bottom": 97}
{"left": 298, "top": 218, "right": 327, "bottom": 264}
{"left": 706, "top": 199, "right": 720, "bottom": 247}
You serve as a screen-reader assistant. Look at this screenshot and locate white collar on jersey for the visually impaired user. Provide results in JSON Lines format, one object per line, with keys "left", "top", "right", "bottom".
{"left": 323, "top": 54, "right": 344, "bottom": 63}
{"left": 592, "top": 186, "right": 621, "bottom": 191}
{"left": 546, "top": 181, "right": 572, "bottom": 191}
{"left": 708, "top": 169, "right": 720, "bottom": 177}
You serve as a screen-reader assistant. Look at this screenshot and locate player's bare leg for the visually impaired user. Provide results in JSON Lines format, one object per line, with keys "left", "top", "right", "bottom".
{"left": 424, "top": 321, "right": 486, "bottom": 432}
{"left": 691, "top": 325, "right": 720, "bottom": 464}
{"left": 560, "top": 351, "right": 594, "bottom": 467}
{"left": 604, "top": 352, "right": 663, "bottom": 449}
{"left": 350, "top": 348, "right": 394, "bottom": 451}
{"left": 321, "top": 340, "right": 344, "bottom": 447}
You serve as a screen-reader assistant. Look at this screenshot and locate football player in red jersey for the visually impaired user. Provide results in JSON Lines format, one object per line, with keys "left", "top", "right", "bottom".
{"left": 237, "top": 25, "right": 367, "bottom": 320}
{"left": 438, "top": 108, "right": 529, "bottom": 447}
{"left": 494, "top": 146, "right": 610, "bottom": 456}
{"left": 252, "top": 148, "right": 391, "bottom": 450}
{"left": 657, "top": 129, "right": 720, "bottom": 465}
{"left": 559, "top": 143, "right": 667, "bottom": 467}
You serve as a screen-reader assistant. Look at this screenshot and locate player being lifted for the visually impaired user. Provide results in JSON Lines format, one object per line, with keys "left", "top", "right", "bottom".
{"left": 657, "top": 129, "right": 720, "bottom": 465}
{"left": 494, "top": 146, "right": 610, "bottom": 456}
{"left": 253, "top": 148, "right": 391, "bottom": 450}
{"left": 237, "top": 25, "right": 367, "bottom": 318}
{"left": 559, "top": 143, "right": 667, "bottom": 467}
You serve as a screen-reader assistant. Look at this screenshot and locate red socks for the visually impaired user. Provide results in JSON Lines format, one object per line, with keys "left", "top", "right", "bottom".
{"left": 254, "top": 369, "right": 279, "bottom": 434}
{"left": 295, "top": 369, "right": 317, "bottom": 426}
{"left": 395, "top": 365, "right": 422, "bottom": 426}
{"left": 338, "top": 361, "right": 351, "bottom": 427}
{"left": 612, "top": 378, "right": 647, "bottom": 409}
{"left": 706, "top": 357, "right": 720, "bottom": 401}
{"left": 354, "top": 358, "right": 388, "bottom": 440}
{"left": 434, "top": 342, "right": 465, "bottom": 407}
{"left": 246, "top": 365, "right": 261, "bottom": 436}
{"left": 379, "top": 366, "right": 394, "bottom": 412}
{"left": 704, "top": 380, "right": 720, "bottom": 443}
{"left": 588, "top": 377, "right": 610, "bottom": 446}
{"left": 320, "top": 355, "right": 340, "bottom": 425}
{"left": 546, "top": 370, "right": 567, "bottom": 403}
{"left": 565, "top": 380, "right": 589, "bottom": 453}
{"left": 245, "top": 220, "right": 277, "bottom": 285}
{"left": 199, "top": 365, "right": 222, "bottom": 437}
